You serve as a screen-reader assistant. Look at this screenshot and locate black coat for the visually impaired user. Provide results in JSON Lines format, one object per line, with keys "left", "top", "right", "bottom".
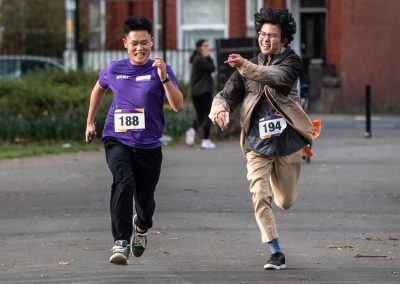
{"left": 190, "top": 54, "right": 215, "bottom": 97}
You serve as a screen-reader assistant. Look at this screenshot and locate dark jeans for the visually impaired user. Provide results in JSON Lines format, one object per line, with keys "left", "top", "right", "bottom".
{"left": 104, "top": 138, "right": 162, "bottom": 242}
{"left": 191, "top": 93, "right": 213, "bottom": 139}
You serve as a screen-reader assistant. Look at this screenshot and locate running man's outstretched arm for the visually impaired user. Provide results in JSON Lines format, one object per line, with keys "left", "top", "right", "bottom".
{"left": 209, "top": 69, "right": 245, "bottom": 131}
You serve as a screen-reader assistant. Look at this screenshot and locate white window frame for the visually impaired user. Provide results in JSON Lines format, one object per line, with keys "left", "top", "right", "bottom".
{"left": 100, "top": 0, "right": 106, "bottom": 49}
{"left": 246, "top": 0, "right": 263, "bottom": 28}
{"left": 246, "top": 0, "right": 263, "bottom": 36}
{"left": 177, "top": 0, "right": 229, "bottom": 50}
{"left": 287, "top": 0, "right": 327, "bottom": 55}
{"left": 87, "top": 0, "right": 106, "bottom": 50}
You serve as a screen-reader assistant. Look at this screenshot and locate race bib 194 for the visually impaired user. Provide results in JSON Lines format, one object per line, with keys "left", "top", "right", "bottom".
{"left": 259, "top": 114, "right": 287, "bottom": 139}
{"left": 114, "top": 109, "right": 145, "bottom": 132}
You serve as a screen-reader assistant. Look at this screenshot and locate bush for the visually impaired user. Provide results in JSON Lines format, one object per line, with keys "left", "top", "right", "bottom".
{"left": 0, "top": 69, "right": 103, "bottom": 118}
{"left": 0, "top": 70, "right": 194, "bottom": 143}
{"left": 0, "top": 69, "right": 108, "bottom": 143}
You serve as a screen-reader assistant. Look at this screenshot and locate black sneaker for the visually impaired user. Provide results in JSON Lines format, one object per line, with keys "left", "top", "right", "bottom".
{"left": 130, "top": 215, "right": 147, "bottom": 257}
{"left": 264, "top": 252, "right": 286, "bottom": 270}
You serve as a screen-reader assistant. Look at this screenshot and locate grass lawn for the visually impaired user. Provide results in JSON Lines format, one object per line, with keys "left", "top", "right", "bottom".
{"left": 0, "top": 142, "right": 103, "bottom": 160}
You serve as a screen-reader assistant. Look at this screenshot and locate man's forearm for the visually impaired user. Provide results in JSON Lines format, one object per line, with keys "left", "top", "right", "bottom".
{"left": 87, "top": 81, "right": 106, "bottom": 124}
{"left": 164, "top": 82, "right": 184, "bottom": 112}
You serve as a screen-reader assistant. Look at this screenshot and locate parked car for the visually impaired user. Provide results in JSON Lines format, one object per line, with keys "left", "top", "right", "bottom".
{"left": 0, "top": 55, "right": 64, "bottom": 80}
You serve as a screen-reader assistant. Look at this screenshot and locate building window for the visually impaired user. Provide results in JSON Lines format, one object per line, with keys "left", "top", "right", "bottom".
{"left": 178, "top": 0, "right": 228, "bottom": 50}
{"left": 88, "top": 0, "right": 106, "bottom": 50}
{"left": 299, "top": 0, "right": 326, "bottom": 60}
{"left": 88, "top": 1, "right": 100, "bottom": 50}
{"left": 300, "top": 0, "right": 325, "bottom": 8}
{"left": 246, "top": 0, "right": 262, "bottom": 36}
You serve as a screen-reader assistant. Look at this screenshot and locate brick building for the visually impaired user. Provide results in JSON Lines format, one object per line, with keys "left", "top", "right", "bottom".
{"left": 1, "top": 0, "right": 397, "bottom": 110}
{"left": 324, "top": 0, "right": 400, "bottom": 112}
{"left": 82, "top": 0, "right": 398, "bottom": 112}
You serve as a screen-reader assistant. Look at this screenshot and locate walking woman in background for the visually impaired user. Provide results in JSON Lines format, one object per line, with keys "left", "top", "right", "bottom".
{"left": 185, "top": 39, "right": 216, "bottom": 149}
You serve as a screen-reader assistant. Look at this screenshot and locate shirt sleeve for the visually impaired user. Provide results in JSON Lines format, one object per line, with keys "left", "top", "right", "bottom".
{"left": 166, "top": 64, "right": 179, "bottom": 88}
{"left": 98, "top": 68, "right": 109, "bottom": 89}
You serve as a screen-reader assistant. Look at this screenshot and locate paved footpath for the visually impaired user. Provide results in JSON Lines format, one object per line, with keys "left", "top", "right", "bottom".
{"left": 0, "top": 116, "right": 399, "bottom": 283}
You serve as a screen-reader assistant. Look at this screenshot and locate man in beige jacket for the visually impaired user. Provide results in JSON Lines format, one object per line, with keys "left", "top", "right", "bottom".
{"left": 209, "top": 7, "right": 320, "bottom": 270}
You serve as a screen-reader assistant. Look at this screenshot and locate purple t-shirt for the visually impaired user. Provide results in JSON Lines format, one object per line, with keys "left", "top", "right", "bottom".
{"left": 99, "top": 58, "right": 178, "bottom": 149}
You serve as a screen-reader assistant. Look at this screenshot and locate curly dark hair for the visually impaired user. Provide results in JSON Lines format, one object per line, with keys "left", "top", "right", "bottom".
{"left": 254, "top": 7, "right": 296, "bottom": 45}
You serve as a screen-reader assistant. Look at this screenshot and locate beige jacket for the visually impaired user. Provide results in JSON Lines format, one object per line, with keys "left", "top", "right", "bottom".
{"left": 209, "top": 48, "right": 320, "bottom": 153}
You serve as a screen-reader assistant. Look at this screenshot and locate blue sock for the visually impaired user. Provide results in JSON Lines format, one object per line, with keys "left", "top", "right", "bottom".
{"left": 267, "top": 238, "right": 281, "bottom": 254}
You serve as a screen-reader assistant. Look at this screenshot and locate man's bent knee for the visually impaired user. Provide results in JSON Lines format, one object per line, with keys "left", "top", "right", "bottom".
{"left": 275, "top": 198, "right": 295, "bottom": 210}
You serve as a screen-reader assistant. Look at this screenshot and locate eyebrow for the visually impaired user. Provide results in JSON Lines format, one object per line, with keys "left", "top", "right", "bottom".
{"left": 130, "top": 40, "right": 150, "bottom": 43}
{"left": 260, "top": 31, "right": 279, "bottom": 34}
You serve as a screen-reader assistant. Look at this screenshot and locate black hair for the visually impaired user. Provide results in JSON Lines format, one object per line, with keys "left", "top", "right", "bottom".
{"left": 123, "top": 16, "right": 152, "bottom": 35}
{"left": 254, "top": 7, "right": 296, "bottom": 45}
{"left": 189, "top": 39, "right": 207, "bottom": 63}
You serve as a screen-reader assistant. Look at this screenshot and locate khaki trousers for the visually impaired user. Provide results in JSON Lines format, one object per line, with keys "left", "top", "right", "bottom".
{"left": 246, "top": 149, "right": 302, "bottom": 243}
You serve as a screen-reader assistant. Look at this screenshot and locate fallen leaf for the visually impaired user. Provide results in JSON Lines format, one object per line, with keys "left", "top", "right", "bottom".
{"left": 364, "top": 237, "right": 383, "bottom": 241}
{"left": 58, "top": 260, "right": 73, "bottom": 265}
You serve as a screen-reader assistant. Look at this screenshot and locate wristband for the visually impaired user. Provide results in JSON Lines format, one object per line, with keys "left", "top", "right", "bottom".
{"left": 161, "top": 74, "right": 170, "bottom": 84}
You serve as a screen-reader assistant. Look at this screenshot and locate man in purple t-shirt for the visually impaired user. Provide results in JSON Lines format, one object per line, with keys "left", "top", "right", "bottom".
{"left": 85, "top": 16, "right": 183, "bottom": 265}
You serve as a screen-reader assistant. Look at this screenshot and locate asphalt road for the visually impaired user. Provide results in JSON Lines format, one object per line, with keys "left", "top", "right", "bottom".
{"left": 0, "top": 115, "right": 399, "bottom": 283}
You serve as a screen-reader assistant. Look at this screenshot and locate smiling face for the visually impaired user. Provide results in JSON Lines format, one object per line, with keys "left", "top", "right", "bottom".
{"left": 123, "top": 30, "right": 153, "bottom": 65}
{"left": 258, "top": 23, "right": 285, "bottom": 56}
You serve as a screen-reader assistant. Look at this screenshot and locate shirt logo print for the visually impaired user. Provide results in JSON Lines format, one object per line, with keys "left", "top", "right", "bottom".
{"left": 116, "top": 75, "right": 130, "bottom": 80}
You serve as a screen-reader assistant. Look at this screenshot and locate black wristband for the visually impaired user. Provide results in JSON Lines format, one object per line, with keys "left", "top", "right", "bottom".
{"left": 161, "top": 74, "right": 170, "bottom": 84}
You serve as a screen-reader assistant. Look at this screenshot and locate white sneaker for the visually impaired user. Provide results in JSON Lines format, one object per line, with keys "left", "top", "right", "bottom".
{"left": 201, "top": 139, "right": 216, "bottom": 150}
{"left": 185, "top": 128, "right": 196, "bottom": 146}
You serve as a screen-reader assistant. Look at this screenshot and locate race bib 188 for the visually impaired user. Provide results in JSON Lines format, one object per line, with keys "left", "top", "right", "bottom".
{"left": 259, "top": 114, "right": 287, "bottom": 139}
{"left": 114, "top": 109, "right": 145, "bottom": 132}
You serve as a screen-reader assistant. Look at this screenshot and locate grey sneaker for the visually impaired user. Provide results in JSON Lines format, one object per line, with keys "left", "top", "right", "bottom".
{"left": 264, "top": 252, "right": 286, "bottom": 270}
{"left": 131, "top": 215, "right": 148, "bottom": 257}
{"left": 109, "top": 240, "right": 129, "bottom": 265}
{"left": 185, "top": 128, "right": 196, "bottom": 146}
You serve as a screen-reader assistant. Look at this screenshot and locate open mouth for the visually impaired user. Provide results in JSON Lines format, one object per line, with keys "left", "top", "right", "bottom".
{"left": 134, "top": 51, "right": 146, "bottom": 57}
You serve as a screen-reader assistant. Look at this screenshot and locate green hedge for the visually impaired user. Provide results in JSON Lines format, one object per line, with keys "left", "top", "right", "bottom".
{"left": 0, "top": 70, "right": 100, "bottom": 117}
{"left": 0, "top": 70, "right": 195, "bottom": 143}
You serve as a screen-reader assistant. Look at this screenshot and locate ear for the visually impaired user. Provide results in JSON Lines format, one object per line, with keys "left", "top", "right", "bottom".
{"left": 123, "top": 38, "right": 128, "bottom": 48}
